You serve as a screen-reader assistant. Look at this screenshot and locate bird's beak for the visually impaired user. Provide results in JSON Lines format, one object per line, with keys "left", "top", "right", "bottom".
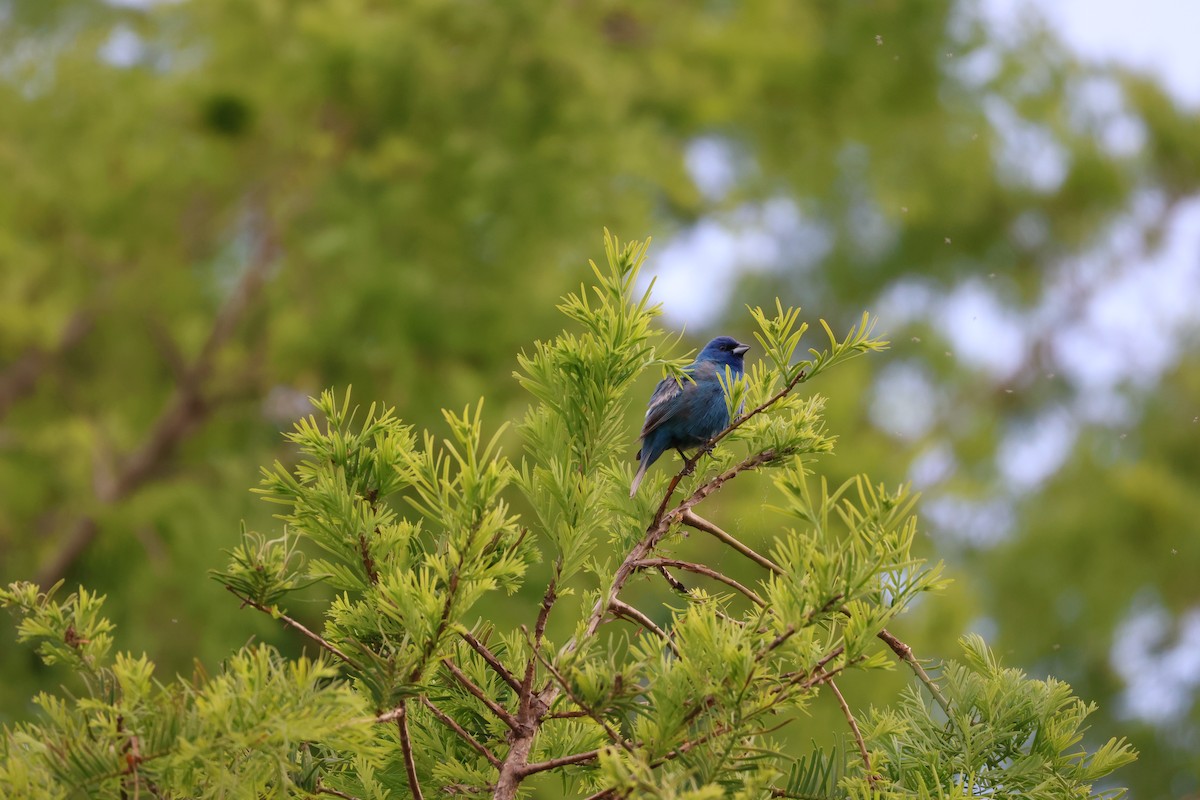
{"left": 733, "top": 343, "right": 750, "bottom": 356}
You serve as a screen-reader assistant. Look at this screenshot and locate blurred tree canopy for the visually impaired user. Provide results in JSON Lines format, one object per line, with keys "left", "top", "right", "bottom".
{"left": 2, "top": 0, "right": 1198, "bottom": 797}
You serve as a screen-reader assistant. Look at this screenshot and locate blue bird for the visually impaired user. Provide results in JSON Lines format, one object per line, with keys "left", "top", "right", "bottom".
{"left": 630, "top": 336, "right": 750, "bottom": 496}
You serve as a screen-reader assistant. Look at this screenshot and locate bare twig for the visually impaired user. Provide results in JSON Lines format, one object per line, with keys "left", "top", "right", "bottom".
{"left": 0, "top": 311, "right": 91, "bottom": 421}
{"left": 396, "top": 701, "right": 426, "bottom": 800}
{"left": 680, "top": 510, "right": 782, "bottom": 575}
{"left": 316, "top": 782, "right": 362, "bottom": 800}
{"left": 650, "top": 563, "right": 747, "bottom": 628}
{"left": 520, "top": 748, "right": 602, "bottom": 776}
{"left": 36, "top": 214, "right": 277, "bottom": 587}
{"left": 828, "top": 678, "right": 872, "bottom": 780}
{"left": 530, "top": 643, "right": 632, "bottom": 753}
{"left": 609, "top": 599, "right": 677, "bottom": 655}
{"left": 521, "top": 574, "right": 558, "bottom": 697}
{"left": 634, "top": 558, "right": 766, "bottom": 606}
{"left": 225, "top": 586, "right": 362, "bottom": 671}
{"left": 546, "top": 709, "right": 590, "bottom": 719}
{"left": 459, "top": 630, "right": 522, "bottom": 694}
{"left": 420, "top": 695, "right": 502, "bottom": 768}
{"left": 442, "top": 658, "right": 521, "bottom": 731}
{"left": 877, "top": 628, "right": 952, "bottom": 718}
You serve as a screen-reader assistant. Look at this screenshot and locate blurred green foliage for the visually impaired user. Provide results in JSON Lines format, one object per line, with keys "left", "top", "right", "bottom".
{"left": 2, "top": 0, "right": 1198, "bottom": 797}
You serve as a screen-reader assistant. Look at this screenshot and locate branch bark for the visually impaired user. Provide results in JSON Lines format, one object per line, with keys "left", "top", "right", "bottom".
{"left": 634, "top": 558, "right": 766, "bottom": 607}
{"left": 35, "top": 214, "right": 276, "bottom": 587}
{"left": 395, "top": 701, "right": 425, "bottom": 800}
{"left": 226, "top": 587, "right": 363, "bottom": 671}
{"left": 420, "top": 695, "right": 502, "bottom": 768}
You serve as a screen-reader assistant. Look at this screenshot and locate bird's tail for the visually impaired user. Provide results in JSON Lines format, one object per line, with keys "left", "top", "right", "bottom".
{"left": 629, "top": 459, "right": 649, "bottom": 497}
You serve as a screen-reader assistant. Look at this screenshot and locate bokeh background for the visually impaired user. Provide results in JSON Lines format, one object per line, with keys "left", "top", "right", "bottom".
{"left": 2, "top": 1, "right": 1198, "bottom": 797}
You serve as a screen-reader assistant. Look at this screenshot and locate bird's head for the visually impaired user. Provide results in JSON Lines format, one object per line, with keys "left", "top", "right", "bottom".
{"left": 697, "top": 336, "right": 751, "bottom": 368}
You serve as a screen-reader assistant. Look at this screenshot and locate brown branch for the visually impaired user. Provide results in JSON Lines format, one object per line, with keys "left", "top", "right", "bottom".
{"left": 459, "top": 630, "right": 522, "bottom": 694}
{"left": 547, "top": 709, "right": 590, "bottom": 719}
{"left": 226, "top": 586, "right": 362, "bottom": 671}
{"left": 608, "top": 599, "right": 677, "bottom": 655}
{"left": 520, "top": 748, "right": 602, "bottom": 776}
{"left": 420, "top": 695, "right": 501, "bottom": 768}
{"left": 36, "top": 217, "right": 276, "bottom": 587}
{"left": 0, "top": 311, "right": 91, "bottom": 421}
{"left": 771, "top": 645, "right": 848, "bottom": 700}
{"left": 442, "top": 658, "right": 521, "bottom": 731}
{"left": 877, "top": 628, "right": 952, "bottom": 717}
{"left": 396, "top": 701, "right": 426, "bottom": 800}
{"left": 585, "top": 449, "right": 776, "bottom": 639}
{"left": 530, "top": 643, "right": 632, "bottom": 754}
{"left": 634, "top": 558, "right": 766, "bottom": 607}
{"left": 828, "top": 678, "right": 873, "bottom": 781}
{"left": 316, "top": 783, "right": 362, "bottom": 800}
{"left": 581, "top": 790, "right": 619, "bottom": 800}
{"left": 520, "top": 574, "right": 558, "bottom": 699}
{"left": 758, "top": 625, "right": 797, "bottom": 659}
{"left": 680, "top": 510, "right": 783, "bottom": 575}
{"left": 649, "top": 564, "right": 746, "bottom": 628}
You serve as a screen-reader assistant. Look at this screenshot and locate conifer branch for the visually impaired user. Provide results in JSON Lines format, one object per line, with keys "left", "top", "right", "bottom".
{"left": 877, "top": 628, "right": 952, "bottom": 718}
{"left": 459, "top": 630, "right": 523, "bottom": 693}
{"left": 634, "top": 558, "right": 766, "bottom": 606}
{"left": 531, "top": 643, "right": 633, "bottom": 753}
{"left": 520, "top": 748, "right": 602, "bottom": 776}
{"left": 359, "top": 488, "right": 382, "bottom": 585}
{"left": 521, "top": 572, "right": 559, "bottom": 697}
{"left": 225, "top": 587, "right": 363, "bottom": 671}
{"left": 395, "top": 701, "right": 426, "bottom": 800}
{"left": 441, "top": 658, "right": 521, "bottom": 731}
{"left": 679, "top": 511, "right": 784, "bottom": 575}
{"left": 828, "top": 678, "right": 873, "bottom": 782}
{"left": 609, "top": 599, "right": 677, "bottom": 654}
{"left": 316, "top": 785, "right": 362, "bottom": 800}
{"left": 413, "top": 563, "right": 460, "bottom": 681}
{"left": 650, "top": 563, "right": 747, "bottom": 627}
{"left": 419, "top": 695, "right": 502, "bottom": 768}
{"left": 546, "top": 709, "right": 590, "bottom": 719}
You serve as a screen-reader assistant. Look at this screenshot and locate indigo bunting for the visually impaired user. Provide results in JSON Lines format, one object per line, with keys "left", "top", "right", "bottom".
{"left": 630, "top": 336, "right": 750, "bottom": 496}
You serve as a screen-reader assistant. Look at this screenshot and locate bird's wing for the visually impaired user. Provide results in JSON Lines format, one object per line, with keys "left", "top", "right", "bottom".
{"left": 639, "top": 375, "right": 684, "bottom": 439}
{"left": 639, "top": 362, "right": 718, "bottom": 439}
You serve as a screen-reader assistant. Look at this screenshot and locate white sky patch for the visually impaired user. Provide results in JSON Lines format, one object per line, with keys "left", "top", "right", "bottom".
{"left": 874, "top": 279, "right": 937, "bottom": 328}
{"left": 934, "top": 280, "right": 1028, "bottom": 378}
{"left": 100, "top": 24, "right": 143, "bottom": 68}
{"left": 908, "top": 442, "right": 958, "bottom": 489}
{"left": 685, "top": 137, "right": 742, "bottom": 203}
{"left": 1067, "top": 76, "right": 1147, "bottom": 158}
{"left": 979, "top": 0, "right": 1200, "bottom": 107}
{"left": 985, "top": 96, "right": 1070, "bottom": 193}
{"left": 1050, "top": 197, "right": 1200, "bottom": 394}
{"left": 996, "top": 408, "right": 1077, "bottom": 492}
{"left": 869, "top": 362, "right": 941, "bottom": 441}
{"left": 1112, "top": 599, "right": 1200, "bottom": 724}
{"left": 645, "top": 195, "right": 828, "bottom": 327}
{"left": 923, "top": 495, "right": 1016, "bottom": 547}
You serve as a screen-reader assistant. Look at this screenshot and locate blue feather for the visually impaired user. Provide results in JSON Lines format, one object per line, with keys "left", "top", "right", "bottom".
{"left": 630, "top": 336, "right": 749, "bottom": 496}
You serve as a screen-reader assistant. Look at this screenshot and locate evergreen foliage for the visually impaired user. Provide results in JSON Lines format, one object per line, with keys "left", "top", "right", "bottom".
{"left": 1, "top": 235, "right": 1135, "bottom": 799}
